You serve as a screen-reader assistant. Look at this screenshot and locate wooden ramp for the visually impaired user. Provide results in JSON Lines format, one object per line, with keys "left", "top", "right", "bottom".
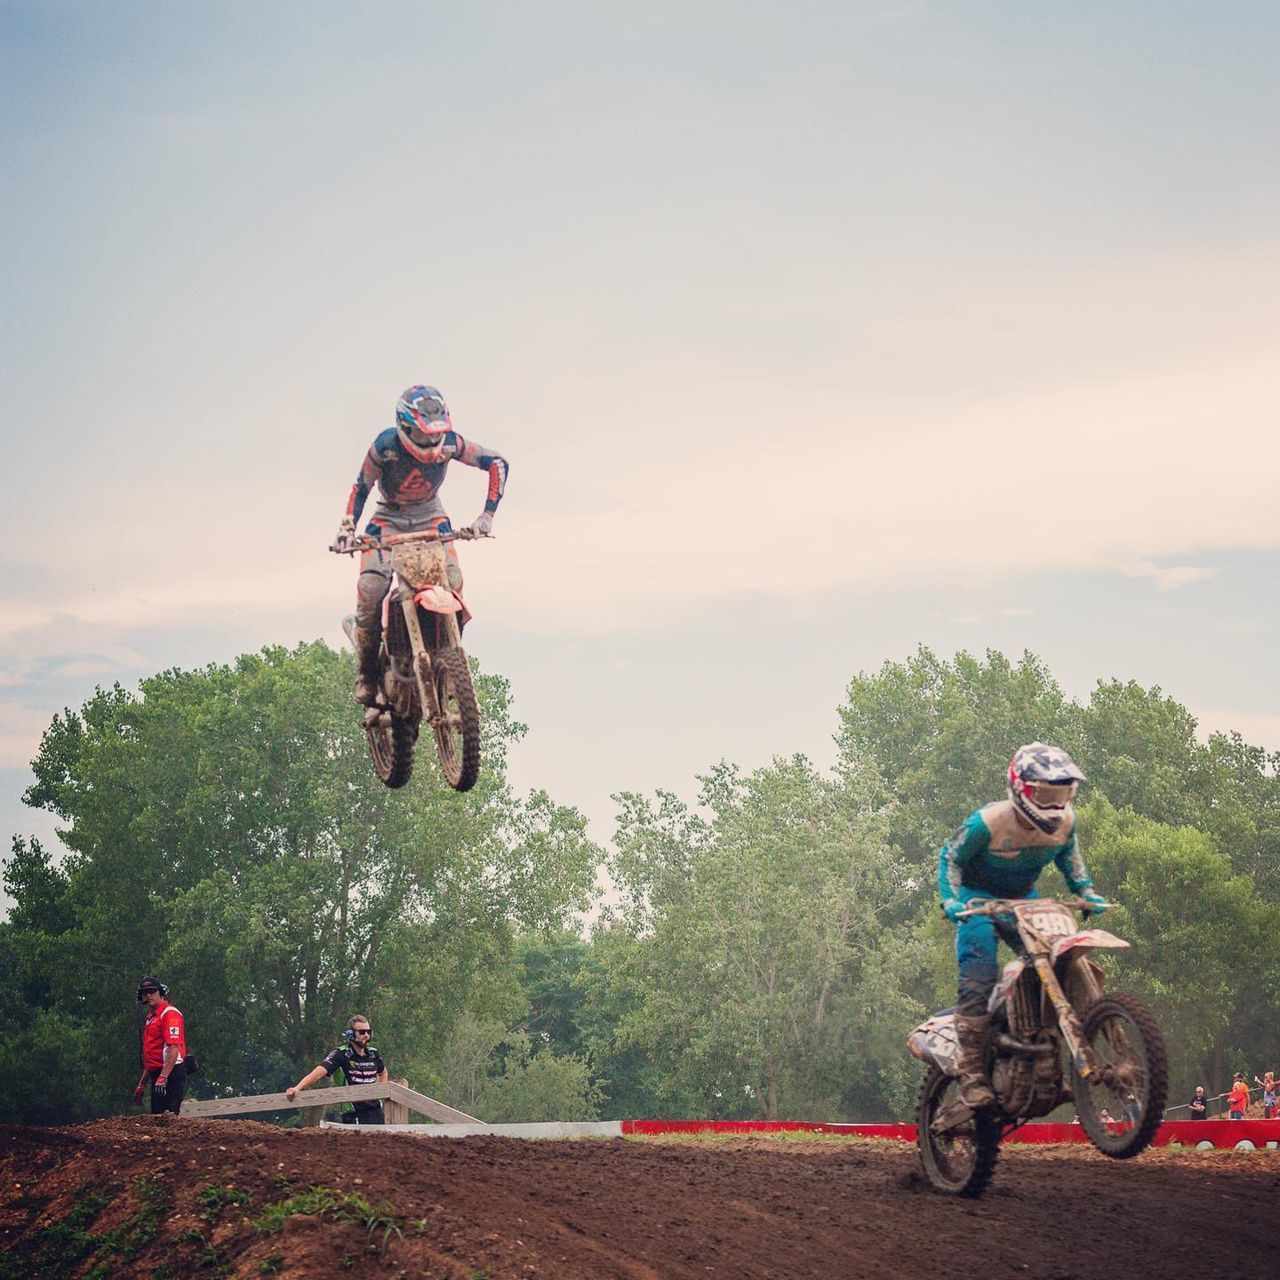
{"left": 182, "top": 1080, "right": 479, "bottom": 1126}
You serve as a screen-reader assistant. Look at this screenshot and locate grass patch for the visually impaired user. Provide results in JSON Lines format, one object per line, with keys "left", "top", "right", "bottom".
{"left": 625, "top": 1128, "right": 876, "bottom": 1147}
{"left": 196, "top": 1183, "right": 254, "bottom": 1226}
{"left": 0, "top": 1178, "right": 170, "bottom": 1280}
{"left": 253, "top": 1185, "right": 403, "bottom": 1255}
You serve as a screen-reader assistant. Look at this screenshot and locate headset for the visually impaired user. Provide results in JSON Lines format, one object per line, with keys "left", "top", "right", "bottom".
{"left": 136, "top": 977, "right": 168, "bottom": 1003}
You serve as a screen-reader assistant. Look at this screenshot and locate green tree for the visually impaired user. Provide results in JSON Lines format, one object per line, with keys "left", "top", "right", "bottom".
{"left": 610, "top": 755, "right": 916, "bottom": 1120}
{"left": 5, "top": 642, "right": 599, "bottom": 1120}
{"left": 472, "top": 1031, "right": 603, "bottom": 1123}
{"left": 1078, "top": 799, "right": 1279, "bottom": 1098}
{"left": 836, "top": 647, "right": 1079, "bottom": 890}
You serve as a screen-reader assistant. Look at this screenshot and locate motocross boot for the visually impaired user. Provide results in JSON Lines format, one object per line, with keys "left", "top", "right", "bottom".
{"left": 351, "top": 620, "right": 383, "bottom": 707}
{"left": 954, "top": 1013, "right": 996, "bottom": 1109}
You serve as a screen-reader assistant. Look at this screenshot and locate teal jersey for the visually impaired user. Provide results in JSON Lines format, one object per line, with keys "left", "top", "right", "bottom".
{"left": 938, "top": 799, "right": 1093, "bottom": 903}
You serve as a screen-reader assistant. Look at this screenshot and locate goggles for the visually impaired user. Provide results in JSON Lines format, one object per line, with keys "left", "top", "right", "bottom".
{"left": 409, "top": 396, "right": 446, "bottom": 422}
{"left": 1024, "top": 781, "right": 1078, "bottom": 808}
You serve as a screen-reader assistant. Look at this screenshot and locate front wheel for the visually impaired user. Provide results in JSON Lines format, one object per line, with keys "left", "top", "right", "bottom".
{"left": 1072, "top": 991, "right": 1168, "bottom": 1159}
{"left": 430, "top": 647, "right": 481, "bottom": 792}
{"left": 916, "top": 1066, "right": 1001, "bottom": 1197}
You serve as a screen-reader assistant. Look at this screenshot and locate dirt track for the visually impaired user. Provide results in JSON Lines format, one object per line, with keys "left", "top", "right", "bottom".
{"left": 1, "top": 1117, "right": 1276, "bottom": 1279}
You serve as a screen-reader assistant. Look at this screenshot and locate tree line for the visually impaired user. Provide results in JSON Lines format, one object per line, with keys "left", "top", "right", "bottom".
{"left": 3, "top": 643, "right": 1277, "bottom": 1125}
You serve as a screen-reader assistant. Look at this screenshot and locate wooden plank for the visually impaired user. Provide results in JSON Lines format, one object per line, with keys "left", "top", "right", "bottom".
{"left": 298, "top": 1103, "right": 326, "bottom": 1128}
{"left": 182, "top": 1083, "right": 389, "bottom": 1118}
{"left": 183, "top": 1081, "right": 480, "bottom": 1124}
{"left": 384, "top": 1078, "right": 409, "bottom": 1127}
{"left": 384, "top": 1081, "right": 479, "bottom": 1124}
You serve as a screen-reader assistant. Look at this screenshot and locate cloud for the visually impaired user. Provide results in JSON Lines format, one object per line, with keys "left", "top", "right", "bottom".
{"left": 1119, "top": 561, "right": 1215, "bottom": 592}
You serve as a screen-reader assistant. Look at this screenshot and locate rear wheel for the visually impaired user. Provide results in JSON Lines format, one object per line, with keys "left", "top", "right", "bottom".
{"left": 916, "top": 1066, "right": 1001, "bottom": 1197}
{"left": 365, "top": 712, "right": 416, "bottom": 789}
{"left": 1072, "top": 991, "right": 1167, "bottom": 1158}
{"left": 430, "top": 647, "right": 481, "bottom": 792}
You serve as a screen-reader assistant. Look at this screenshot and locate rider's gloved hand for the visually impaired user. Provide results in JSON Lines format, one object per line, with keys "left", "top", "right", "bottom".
{"left": 154, "top": 1077, "right": 168, "bottom": 1097}
{"left": 1080, "top": 889, "right": 1109, "bottom": 917}
{"left": 133, "top": 1084, "right": 145, "bottom": 1102}
{"left": 333, "top": 517, "right": 357, "bottom": 553}
{"left": 469, "top": 512, "right": 493, "bottom": 536}
{"left": 942, "top": 898, "right": 967, "bottom": 923}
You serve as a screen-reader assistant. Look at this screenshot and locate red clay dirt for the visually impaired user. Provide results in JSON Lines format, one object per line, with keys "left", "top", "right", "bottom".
{"left": 1, "top": 1116, "right": 1275, "bottom": 1279}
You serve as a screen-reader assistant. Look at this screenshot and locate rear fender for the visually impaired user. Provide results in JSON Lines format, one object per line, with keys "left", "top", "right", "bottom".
{"left": 1050, "top": 930, "right": 1131, "bottom": 964}
{"left": 907, "top": 1011, "right": 959, "bottom": 1075}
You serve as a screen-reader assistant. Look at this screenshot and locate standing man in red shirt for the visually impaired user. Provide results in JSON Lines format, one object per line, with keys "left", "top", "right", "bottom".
{"left": 133, "top": 977, "right": 188, "bottom": 1115}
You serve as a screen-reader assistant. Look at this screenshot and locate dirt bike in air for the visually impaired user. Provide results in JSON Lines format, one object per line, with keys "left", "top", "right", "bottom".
{"left": 908, "top": 896, "right": 1168, "bottom": 1197}
{"left": 332, "top": 528, "right": 485, "bottom": 793}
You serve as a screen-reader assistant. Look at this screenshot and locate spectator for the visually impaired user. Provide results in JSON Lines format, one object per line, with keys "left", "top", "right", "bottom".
{"left": 132, "top": 977, "right": 188, "bottom": 1116}
{"left": 1188, "top": 1086, "right": 1208, "bottom": 1119}
{"left": 1255, "top": 1071, "right": 1276, "bottom": 1120}
{"left": 1227, "top": 1072, "right": 1250, "bottom": 1120}
{"left": 286, "top": 1014, "right": 388, "bottom": 1124}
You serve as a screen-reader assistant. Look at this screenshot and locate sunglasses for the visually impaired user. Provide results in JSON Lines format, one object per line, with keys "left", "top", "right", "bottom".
{"left": 353, "top": 1028, "right": 372, "bottom": 1037}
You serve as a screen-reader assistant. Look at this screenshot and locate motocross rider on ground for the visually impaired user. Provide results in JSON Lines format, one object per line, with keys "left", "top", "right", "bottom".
{"left": 334, "top": 385, "right": 508, "bottom": 706}
{"left": 938, "top": 743, "right": 1108, "bottom": 1109}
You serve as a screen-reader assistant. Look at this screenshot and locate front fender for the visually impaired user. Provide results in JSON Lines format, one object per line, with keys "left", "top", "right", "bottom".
{"left": 1050, "top": 930, "right": 1131, "bottom": 964}
{"left": 414, "top": 585, "right": 465, "bottom": 615}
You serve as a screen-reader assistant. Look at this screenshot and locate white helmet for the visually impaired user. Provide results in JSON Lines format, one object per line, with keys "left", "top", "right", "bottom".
{"left": 1007, "top": 742, "right": 1084, "bottom": 834}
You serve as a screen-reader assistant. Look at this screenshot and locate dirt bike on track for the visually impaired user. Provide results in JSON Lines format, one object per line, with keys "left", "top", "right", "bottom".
{"left": 331, "top": 528, "right": 486, "bottom": 793}
{"left": 908, "top": 896, "right": 1168, "bottom": 1197}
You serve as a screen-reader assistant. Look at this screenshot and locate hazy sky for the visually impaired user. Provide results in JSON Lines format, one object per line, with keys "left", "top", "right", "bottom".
{"left": 3, "top": 2, "right": 1279, "bottom": 897}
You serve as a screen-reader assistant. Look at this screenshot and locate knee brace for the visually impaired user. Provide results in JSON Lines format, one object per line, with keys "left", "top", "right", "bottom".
{"left": 356, "top": 569, "right": 390, "bottom": 627}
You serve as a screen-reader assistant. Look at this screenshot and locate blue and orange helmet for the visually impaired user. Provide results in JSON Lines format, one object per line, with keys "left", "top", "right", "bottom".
{"left": 395, "top": 385, "right": 451, "bottom": 437}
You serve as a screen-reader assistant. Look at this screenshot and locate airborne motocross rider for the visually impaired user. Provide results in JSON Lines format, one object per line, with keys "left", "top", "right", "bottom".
{"left": 334, "top": 385, "right": 508, "bottom": 706}
{"left": 938, "top": 742, "right": 1108, "bottom": 1109}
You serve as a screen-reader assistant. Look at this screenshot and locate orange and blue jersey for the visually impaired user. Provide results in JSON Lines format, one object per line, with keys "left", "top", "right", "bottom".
{"left": 345, "top": 428, "right": 508, "bottom": 525}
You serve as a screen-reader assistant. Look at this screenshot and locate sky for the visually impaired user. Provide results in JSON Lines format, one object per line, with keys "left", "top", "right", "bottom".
{"left": 3, "top": 2, "right": 1279, "bottom": 905}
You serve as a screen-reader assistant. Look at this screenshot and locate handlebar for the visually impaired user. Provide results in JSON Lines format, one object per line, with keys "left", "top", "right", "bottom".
{"left": 955, "top": 896, "right": 1115, "bottom": 920}
{"left": 329, "top": 528, "right": 491, "bottom": 556}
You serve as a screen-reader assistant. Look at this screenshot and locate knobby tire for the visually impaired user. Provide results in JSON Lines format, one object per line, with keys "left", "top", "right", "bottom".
{"left": 1072, "top": 991, "right": 1168, "bottom": 1159}
{"left": 432, "top": 646, "right": 481, "bottom": 792}
{"left": 916, "top": 1066, "right": 1001, "bottom": 1197}
{"left": 366, "top": 714, "right": 415, "bottom": 789}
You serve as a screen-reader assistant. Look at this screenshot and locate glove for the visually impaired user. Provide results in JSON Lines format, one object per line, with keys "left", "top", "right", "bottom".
{"left": 333, "top": 516, "right": 357, "bottom": 553}
{"left": 133, "top": 1084, "right": 145, "bottom": 1101}
{"left": 942, "top": 898, "right": 967, "bottom": 923}
{"left": 468, "top": 512, "right": 493, "bottom": 536}
{"left": 1080, "top": 889, "right": 1109, "bottom": 917}
{"left": 154, "top": 1077, "right": 168, "bottom": 1096}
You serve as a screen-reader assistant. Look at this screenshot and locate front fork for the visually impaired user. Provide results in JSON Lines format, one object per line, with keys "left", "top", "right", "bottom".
{"left": 398, "top": 594, "right": 460, "bottom": 729}
{"left": 1033, "top": 955, "right": 1095, "bottom": 1080}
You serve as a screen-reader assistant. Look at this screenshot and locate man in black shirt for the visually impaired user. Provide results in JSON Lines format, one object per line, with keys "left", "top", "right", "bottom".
{"left": 286, "top": 1014, "right": 389, "bottom": 1124}
{"left": 1188, "top": 1085, "right": 1208, "bottom": 1119}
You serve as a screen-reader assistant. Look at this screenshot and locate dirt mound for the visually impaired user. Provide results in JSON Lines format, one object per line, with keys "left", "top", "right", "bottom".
{"left": 1, "top": 1116, "right": 1275, "bottom": 1278}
